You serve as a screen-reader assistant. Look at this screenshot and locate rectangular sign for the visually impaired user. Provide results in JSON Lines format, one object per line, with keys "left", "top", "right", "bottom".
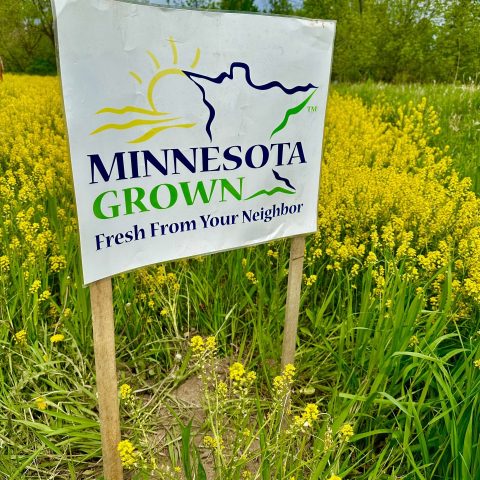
{"left": 53, "top": 0, "right": 335, "bottom": 284}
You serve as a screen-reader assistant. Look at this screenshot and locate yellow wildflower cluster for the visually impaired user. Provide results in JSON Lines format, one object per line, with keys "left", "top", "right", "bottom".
{"left": 29, "top": 280, "right": 41, "bottom": 295}
{"left": 267, "top": 249, "right": 279, "bottom": 259}
{"left": 14, "top": 329, "right": 27, "bottom": 346}
{"left": 409, "top": 335, "right": 419, "bottom": 347}
{"left": 50, "top": 334, "right": 64, "bottom": 344}
{"left": 229, "top": 361, "right": 257, "bottom": 385}
{"left": 117, "top": 440, "right": 138, "bottom": 469}
{"left": 39, "top": 289, "right": 51, "bottom": 302}
{"left": 0, "top": 76, "right": 77, "bottom": 342}
{"left": 119, "top": 383, "right": 133, "bottom": 400}
{"left": 35, "top": 397, "right": 47, "bottom": 410}
{"left": 0, "top": 255, "right": 9, "bottom": 272}
{"left": 190, "top": 335, "right": 216, "bottom": 356}
{"left": 303, "top": 274, "right": 317, "bottom": 286}
{"left": 229, "top": 361, "right": 245, "bottom": 381}
{"left": 245, "top": 271, "right": 258, "bottom": 284}
{"left": 49, "top": 255, "right": 67, "bottom": 273}
{"left": 203, "top": 434, "right": 223, "bottom": 450}
{"left": 338, "top": 423, "right": 354, "bottom": 442}
{"left": 273, "top": 363, "right": 296, "bottom": 395}
{"left": 304, "top": 93, "right": 480, "bottom": 309}
{"left": 293, "top": 403, "right": 320, "bottom": 429}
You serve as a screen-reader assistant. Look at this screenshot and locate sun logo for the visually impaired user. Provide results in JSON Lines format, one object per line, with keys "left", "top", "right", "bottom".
{"left": 91, "top": 37, "right": 202, "bottom": 144}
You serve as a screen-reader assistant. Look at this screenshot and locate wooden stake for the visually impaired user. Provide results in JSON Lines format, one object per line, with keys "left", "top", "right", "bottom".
{"left": 90, "top": 277, "right": 123, "bottom": 480}
{"left": 281, "top": 235, "right": 306, "bottom": 369}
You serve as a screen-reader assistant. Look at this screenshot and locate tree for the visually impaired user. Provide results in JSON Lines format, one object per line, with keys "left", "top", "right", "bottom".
{"left": 0, "top": 0, "right": 55, "bottom": 73}
{"left": 269, "top": 0, "right": 293, "bottom": 15}
{"left": 435, "top": 0, "right": 480, "bottom": 82}
{"left": 220, "top": 0, "right": 258, "bottom": 12}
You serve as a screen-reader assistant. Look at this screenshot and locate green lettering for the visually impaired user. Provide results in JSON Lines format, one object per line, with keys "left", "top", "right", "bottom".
{"left": 93, "top": 190, "right": 120, "bottom": 219}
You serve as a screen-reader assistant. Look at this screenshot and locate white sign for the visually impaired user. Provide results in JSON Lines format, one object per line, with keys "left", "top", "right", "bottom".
{"left": 53, "top": 0, "right": 335, "bottom": 284}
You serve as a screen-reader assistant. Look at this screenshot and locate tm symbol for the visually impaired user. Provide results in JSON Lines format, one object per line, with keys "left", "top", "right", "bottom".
{"left": 307, "top": 105, "right": 318, "bottom": 113}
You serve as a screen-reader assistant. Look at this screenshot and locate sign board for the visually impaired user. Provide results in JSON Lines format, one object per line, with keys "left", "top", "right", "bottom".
{"left": 54, "top": 0, "right": 335, "bottom": 284}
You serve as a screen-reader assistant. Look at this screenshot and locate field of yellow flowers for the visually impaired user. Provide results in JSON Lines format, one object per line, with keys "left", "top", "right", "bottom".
{"left": 1, "top": 74, "right": 479, "bottom": 479}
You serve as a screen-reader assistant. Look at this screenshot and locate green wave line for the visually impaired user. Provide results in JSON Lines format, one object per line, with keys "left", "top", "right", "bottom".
{"left": 270, "top": 88, "right": 317, "bottom": 138}
{"left": 245, "top": 187, "right": 295, "bottom": 200}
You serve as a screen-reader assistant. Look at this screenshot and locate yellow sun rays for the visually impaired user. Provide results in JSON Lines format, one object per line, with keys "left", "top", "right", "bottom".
{"left": 190, "top": 48, "right": 201, "bottom": 69}
{"left": 92, "top": 38, "right": 202, "bottom": 143}
{"left": 168, "top": 37, "right": 178, "bottom": 65}
{"left": 129, "top": 71, "right": 143, "bottom": 84}
{"left": 147, "top": 50, "right": 161, "bottom": 69}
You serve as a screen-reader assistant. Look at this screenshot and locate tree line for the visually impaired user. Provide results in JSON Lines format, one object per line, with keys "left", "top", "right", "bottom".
{"left": 1, "top": 0, "right": 478, "bottom": 83}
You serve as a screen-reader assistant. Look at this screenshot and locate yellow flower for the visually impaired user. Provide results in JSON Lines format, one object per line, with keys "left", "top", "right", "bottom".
{"left": 160, "top": 307, "right": 168, "bottom": 316}
{"left": 49, "top": 255, "right": 67, "bottom": 273}
{"left": 273, "top": 364, "right": 296, "bottom": 393}
{"left": 284, "top": 364, "right": 296, "bottom": 379}
{"left": 190, "top": 335, "right": 205, "bottom": 354}
{"left": 474, "top": 359, "right": 480, "bottom": 369}
{"left": 217, "top": 381, "right": 228, "bottom": 397}
{"left": 14, "top": 329, "right": 27, "bottom": 346}
{"left": 366, "top": 251, "right": 377, "bottom": 264}
{"left": 119, "top": 383, "right": 133, "bottom": 400}
{"left": 339, "top": 423, "right": 354, "bottom": 442}
{"left": 39, "top": 289, "right": 51, "bottom": 302}
{"left": 205, "top": 336, "right": 216, "bottom": 351}
{"left": 328, "top": 475, "right": 342, "bottom": 480}
{"left": 203, "top": 435, "right": 223, "bottom": 450}
{"left": 0, "top": 255, "right": 10, "bottom": 272}
{"left": 267, "top": 249, "right": 278, "bottom": 259}
{"left": 273, "top": 375, "right": 284, "bottom": 390}
{"left": 29, "top": 280, "right": 41, "bottom": 294}
{"left": 303, "top": 403, "right": 319, "bottom": 422}
{"left": 304, "top": 274, "right": 317, "bottom": 286}
{"left": 245, "top": 271, "right": 258, "bottom": 284}
{"left": 35, "top": 397, "right": 47, "bottom": 410}
{"left": 409, "top": 335, "right": 419, "bottom": 347}
{"left": 50, "top": 333, "right": 64, "bottom": 344}
{"left": 229, "top": 362, "right": 245, "bottom": 381}
{"left": 293, "top": 403, "right": 319, "bottom": 429}
{"left": 117, "top": 440, "right": 137, "bottom": 469}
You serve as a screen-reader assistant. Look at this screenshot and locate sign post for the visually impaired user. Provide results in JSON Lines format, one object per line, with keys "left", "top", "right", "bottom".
{"left": 281, "top": 235, "right": 306, "bottom": 368}
{"left": 90, "top": 278, "right": 123, "bottom": 479}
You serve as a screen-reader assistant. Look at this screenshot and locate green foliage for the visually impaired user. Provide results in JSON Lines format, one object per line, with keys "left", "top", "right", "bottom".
{"left": 269, "top": 0, "right": 293, "bottom": 15}
{"left": 1, "top": 0, "right": 479, "bottom": 83}
{"left": 302, "top": 0, "right": 480, "bottom": 83}
{"left": 0, "top": 0, "right": 55, "bottom": 74}
{"left": 220, "top": 0, "right": 258, "bottom": 12}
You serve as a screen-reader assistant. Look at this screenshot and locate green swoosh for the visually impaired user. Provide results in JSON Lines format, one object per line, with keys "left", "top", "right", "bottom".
{"left": 245, "top": 187, "right": 295, "bottom": 200}
{"left": 270, "top": 89, "right": 317, "bottom": 138}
